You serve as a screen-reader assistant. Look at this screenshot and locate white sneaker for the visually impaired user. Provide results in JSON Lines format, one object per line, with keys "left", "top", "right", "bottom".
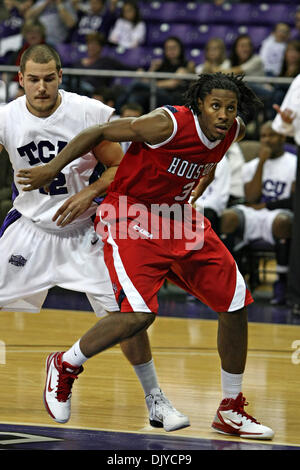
{"left": 43, "top": 352, "right": 83, "bottom": 423}
{"left": 145, "top": 388, "right": 190, "bottom": 432}
{"left": 212, "top": 393, "right": 274, "bottom": 440}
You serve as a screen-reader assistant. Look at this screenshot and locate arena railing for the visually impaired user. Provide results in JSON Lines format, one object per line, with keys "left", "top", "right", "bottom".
{"left": 0, "top": 65, "right": 294, "bottom": 108}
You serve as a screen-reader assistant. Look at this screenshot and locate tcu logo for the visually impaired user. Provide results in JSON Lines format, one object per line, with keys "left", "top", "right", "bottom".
{"left": 17, "top": 140, "right": 69, "bottom": 196}
{"left": 263, "top": 179, "right": 287, "bottom": 199}
{"left": 17, "top": 140, "right": 68, "bottom": 166}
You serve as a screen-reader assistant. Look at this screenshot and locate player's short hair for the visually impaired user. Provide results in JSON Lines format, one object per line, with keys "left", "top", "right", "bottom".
{"left": 20, "top": 44, "right": 62, "bottom": 74}
{"left": 184, "top": 72, "right": 263, "bottom": 124}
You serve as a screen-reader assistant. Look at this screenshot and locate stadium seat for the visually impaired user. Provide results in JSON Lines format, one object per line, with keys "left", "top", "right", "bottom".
{"left": 139, "top": 1, "right": 179, "bottom": 23}
{"left": 234, "top": 25, "right": 272, "bottom": 50}
{"left": 55, "top": 43, "right": 86, "bottom": 67}
{"left": 248, "top": 3, "right": 297, "bottom": 26}
{"left": 192, "top": 24, "right": 234, "bottom": 48}
{"left": 147, "top": 23, "right": 234, "bottom": 48}
{"left": 108, "top": 46, "right": 153, "bottom": 69}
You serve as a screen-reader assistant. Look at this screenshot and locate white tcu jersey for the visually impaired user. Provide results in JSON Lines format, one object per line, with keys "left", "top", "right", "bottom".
{"left": 0, "top": 90, "right": 114, "bottom": 231}
{"left": 242, "top": 151, "right": 297, "bottom": 203}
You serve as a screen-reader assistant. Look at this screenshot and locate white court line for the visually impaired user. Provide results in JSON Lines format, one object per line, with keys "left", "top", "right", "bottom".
{"left": 1, "top": 348, "right": 291, "bottom": 361}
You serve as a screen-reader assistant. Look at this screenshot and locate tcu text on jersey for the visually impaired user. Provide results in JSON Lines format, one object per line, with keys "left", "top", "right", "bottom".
{"left": 17, "top": 140, "right": 68, "bottom": 166}
{"left": 17, "top": 140, "right": 69, "bottom": 195}
{"left": 262, "top": 179, "right": 287, "bottom": 201}
{"left": 167, "top": 156, "right": 216, "bottom": 180}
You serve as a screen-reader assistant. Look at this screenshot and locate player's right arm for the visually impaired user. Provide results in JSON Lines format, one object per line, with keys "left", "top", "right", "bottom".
{"left": 244, "top": 145, "right": 271, "bottom": 203}
{"left": 17, "top": 108, "right": 173, "bottom": 190}
{"left": 52, "top": 141, "right": 124, "bottom": 227}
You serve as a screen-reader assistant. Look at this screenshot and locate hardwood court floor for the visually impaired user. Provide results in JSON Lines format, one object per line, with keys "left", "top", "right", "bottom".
{"left": 1, "top": 301, "right": 300, "bottom": 449}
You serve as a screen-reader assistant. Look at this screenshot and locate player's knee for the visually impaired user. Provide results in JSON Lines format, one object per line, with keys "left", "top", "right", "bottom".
{"left": 220, "top": 209, "right": 241, "bottom": 234}
{"left": 272, "top": 213, "right": 293, "bottom": 239}
{"left": 126, "top": 311, "right": 156, "bottom": 336}
{"left": 218, "top": 306, "right": 248, "bottom": 322}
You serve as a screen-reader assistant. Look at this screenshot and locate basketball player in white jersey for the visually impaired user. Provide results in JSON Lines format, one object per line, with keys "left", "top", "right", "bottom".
{"left": 0, "top": 44, "right": 189, "bottom": 431}
{"left": 220, "top": 121, "right": 296, "bottom": 305}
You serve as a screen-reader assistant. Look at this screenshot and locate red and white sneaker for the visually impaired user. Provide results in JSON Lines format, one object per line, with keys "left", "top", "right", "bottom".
{"left": 43, "top": 352, "right": 83, "bottom": 423}
{"left": 212, "top": 393, "right": 274, "bottom": 440}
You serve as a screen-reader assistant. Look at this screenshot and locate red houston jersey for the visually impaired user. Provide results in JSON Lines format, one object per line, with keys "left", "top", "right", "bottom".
{"left": 109, "top": 105, "right": 240, "bottom": 206}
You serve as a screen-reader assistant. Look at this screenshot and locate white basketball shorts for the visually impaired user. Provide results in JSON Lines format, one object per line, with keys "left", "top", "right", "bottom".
{"left": 0, "top": 213, "right": 119, "bottom": 316}
{"left": 235, "top": 205, "right": 293, "bottom": 245}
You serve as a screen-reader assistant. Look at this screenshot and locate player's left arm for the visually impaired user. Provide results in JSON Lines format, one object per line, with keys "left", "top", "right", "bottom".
{"left": 53, "top": 141, "right": 123, "bottom": 227}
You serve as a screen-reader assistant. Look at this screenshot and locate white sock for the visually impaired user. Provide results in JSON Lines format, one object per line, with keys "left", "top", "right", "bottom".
{"left": 221, "top": 368, "right": 243, "bottom": 399}
{"left": 62, "top": 340, "right": 88, "bottom": 368}
{"left": 133, "top": 358, "right": 160, "bottom": 396}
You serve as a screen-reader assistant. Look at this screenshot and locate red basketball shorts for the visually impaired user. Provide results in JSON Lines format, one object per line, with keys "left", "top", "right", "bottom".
{"left": 94, "top": 193, "right": 253, "bottom": 314}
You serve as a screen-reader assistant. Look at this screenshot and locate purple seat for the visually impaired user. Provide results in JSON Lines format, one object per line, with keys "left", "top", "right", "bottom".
{"left": 234, "top": 25, "right": 272, "bottom": 50}
{"left": 139, "top": 1, "right": 178, "bottom": 23}
{"left": 224, "top": 4, "right": 253, "bottom": 25}
{"left": 249, "top": 4, "right": 297, "bottom": 26}
{"left": 196, "top": 3, "right": 250, "bottom": 25}
{"left": 191, "top": 24, "right": 231, "bottom": 47}
{"left": 107, "top": 46, "right": 151, "bottom": 69}
{"left": 186, "top": 48, "right": 204, "bottom": 66}
{"left": 55, "top": 43, "right": 85, "bottom": 67}
{"left": 146, "top": 23, "right": 197, "bottom": 46}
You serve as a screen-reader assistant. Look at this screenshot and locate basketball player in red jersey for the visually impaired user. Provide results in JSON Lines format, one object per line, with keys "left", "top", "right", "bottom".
{"left": 18, "top": 73, "right": 275, "bottom": 439}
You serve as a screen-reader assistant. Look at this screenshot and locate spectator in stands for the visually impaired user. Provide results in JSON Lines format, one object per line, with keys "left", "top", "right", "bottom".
{"left": 92, "top": 86, "right": 119, "bottom": 110}
{"left": 25, "top": 0, "right": 77, "bottom": 46}
{"left": 221, "top": 34, "right": 273, "bottom": 120}
{"left": 108, "top": 0, "right": 146, "bottom": 49}
{"left": 259, "top": 22, "right": 291, "bottom": 77}
{"left": 192, "top": 156, "right": 231, "bottom": 236}
{"left": 2, "top": 19, "right": 46, "bottom": 100}
{"left": 191, "top": 142, "right": 245, "bottom": 235}
{"left": 220, "top": 121, "right": 296, "bottom": 305}
{"left": 224, "top": 34, "right": 265, "bottom": 77}
{"left": 1, "top": 0, "right": 33, "bottom": 39}
{"left": 70, "top": 32, "right": 135, "bottom": 95}
{"left": 195, "top": 37, "right": 230, "bottom": 74}
{"left": 270, "top": 40, "right": 300, "bottom": 116}
{"left": 5, "top": 19, "right": 46, "bottom": 69}
{"left": 291, "top": 6, "right": 300, "bottom": 41}
{"left": 117, "top": 36, "right": 195, "bottom": 113}
{"left": 71, "top": 0, "right": 118, "bottom": 44}
{"left": 225, "top": 142, "right": 246, "bottom": 206}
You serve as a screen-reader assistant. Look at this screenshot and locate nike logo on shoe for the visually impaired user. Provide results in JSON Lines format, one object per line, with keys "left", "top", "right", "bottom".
{"left": 226, "top": 418, "right": 243, "bottom": 428}
{"left": 47, "top": 370, "right": 55, "bottom": 393}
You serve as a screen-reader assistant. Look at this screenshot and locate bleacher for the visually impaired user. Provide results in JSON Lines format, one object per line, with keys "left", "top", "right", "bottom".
{"left": 38, "top": 1, "right": 300, "bottom": 69}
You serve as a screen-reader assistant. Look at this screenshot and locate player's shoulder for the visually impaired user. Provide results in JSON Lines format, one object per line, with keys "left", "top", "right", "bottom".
{"left": 244, "top": 156, "right": 259, "bottom": 170}
{"left": 60, "top": 89, "right": 100, "bottom": 108}
{"left": 0, "top": 95, "right": 25, "bottom": 115}
{"left": 60, "top": 90, "right": 106, "bottom": 109}
{"left": 0, "top": 95, "right": 26, "bottom": 129}
{"left": 281, "top": 151, "right": 298, "bottom": 164}
{"left": 60, "top": 90, "right": 114, "bottom": 122}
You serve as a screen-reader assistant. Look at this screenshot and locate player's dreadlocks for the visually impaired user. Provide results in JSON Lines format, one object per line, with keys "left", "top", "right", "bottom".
{"left": 184, "top": 72, "right": 263, "bottom": 124}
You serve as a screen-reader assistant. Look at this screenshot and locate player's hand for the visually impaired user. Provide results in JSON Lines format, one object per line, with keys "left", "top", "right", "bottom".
{"left": 17, "top": 165, "right": 56, "bottom": 191}
{"left": 258, "top": 144, "right": 272, "bottom": 162}
{"left": 273, "top": 104, "right": 296, "bottom": 124}
{"left": 190, "top": 171, "right": 215, "bottom": 205}
{"left": 53, "top": 187, "right": 95, "bottom": 227}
